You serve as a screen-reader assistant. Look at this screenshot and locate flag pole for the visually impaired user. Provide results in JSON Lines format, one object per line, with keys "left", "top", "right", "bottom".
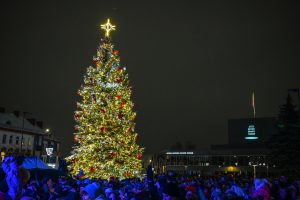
{"left": 252, "top": 91, "right": 256, "bottom": 118}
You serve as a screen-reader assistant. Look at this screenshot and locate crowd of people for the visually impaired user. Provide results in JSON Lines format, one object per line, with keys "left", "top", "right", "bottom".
{"left": 0, "top": 157, "right": 300, "bottom": 200}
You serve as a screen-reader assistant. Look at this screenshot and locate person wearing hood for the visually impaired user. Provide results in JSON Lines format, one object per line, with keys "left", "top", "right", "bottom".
{"left": 82, "top": 182, "right": 101, "bottom": 200}
{"left": 2, "top": 156, "right": 29, "bottom": 200}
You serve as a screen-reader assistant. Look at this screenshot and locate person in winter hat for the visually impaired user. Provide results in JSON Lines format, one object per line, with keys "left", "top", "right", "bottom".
{"left": 82, "top": 182, "right": 101, "bottom": 200}
{"left": 104, "top": 187, "right": 113, "bottom": 198}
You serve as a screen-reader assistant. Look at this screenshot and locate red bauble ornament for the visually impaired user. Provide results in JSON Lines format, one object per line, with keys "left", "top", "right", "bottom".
{"left": 116, "top": 78, "right": 121, "bottom": 83}
{"left": 74, "top": 126, "right": 77, "bottom": 131}
{"left": 100, "top": 127, "right": 106, "bottom": 133}
{"left": 120, "top": 102, "right": 126, "bottom": 108}
{"left": 125, "top": 171, "right": 131, "bottom": 177}
{"left": 74, "top": 136, "right": 77, "bottom": 141}
{"left": 111, "top": 153, "right": 117, "bottom": 158}
{"left": 116, "top": 67, "right": 122, "bottom": 72}
{"left": 118, "top": 113, "right": 124, "bottom": 119}
{"left": 137, "top": 153, "right": 143, "bottom": 159}
{"left": 89, "top": 167, "right": 95, "bottom": 172}
{"left": 116, "top": 95, "right": 121, "bottom": 100}
{"left": 77, "top": 90, "right": 81, "bottom": 96}
{"left": 100, "top": 108, "right": 105, "bottom": 113}
{"left": 93, "top": 59, "right": 97, "bottom": 65}
{"left": 114, "top": 50, "right": 119, "bottom": 55}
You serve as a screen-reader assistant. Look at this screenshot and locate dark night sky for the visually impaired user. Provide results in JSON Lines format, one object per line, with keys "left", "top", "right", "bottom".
{"left": 0, "top": 1, "right": 300, "bottom": 156}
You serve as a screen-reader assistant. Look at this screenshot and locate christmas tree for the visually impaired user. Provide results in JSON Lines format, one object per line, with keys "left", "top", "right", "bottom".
{"left": 66, "top": 19, "right": 144, "bottom": 179}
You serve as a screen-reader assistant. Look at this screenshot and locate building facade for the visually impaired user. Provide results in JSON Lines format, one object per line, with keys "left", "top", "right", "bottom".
{"left": 151, "top": 151, "right": 277, "bottom": 177}
{"left": 0, "top": 108, "right": 60, "bottom": 168}
{"left": 150, "top": 117, "right": 279, "bottom": 177}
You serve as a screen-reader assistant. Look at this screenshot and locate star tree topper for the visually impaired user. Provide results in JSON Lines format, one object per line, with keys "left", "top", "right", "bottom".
{"left": 101, "top": 19, "right": 116, "bottom": 37}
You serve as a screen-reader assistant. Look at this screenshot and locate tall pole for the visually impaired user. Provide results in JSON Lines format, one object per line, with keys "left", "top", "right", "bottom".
{"left": 252, "top": 91, "right": 256, "bottom": 118}
{"left": 253, "top": 165, "right": 257, "bottom": 179}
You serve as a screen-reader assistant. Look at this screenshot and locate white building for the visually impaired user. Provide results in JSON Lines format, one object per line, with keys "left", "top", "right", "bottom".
{"left": 0, "top": 108, "right": 60, "bottom": 168}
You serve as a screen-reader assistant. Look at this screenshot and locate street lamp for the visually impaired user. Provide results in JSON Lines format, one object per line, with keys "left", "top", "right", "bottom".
{"left": 252, "top": 164, "right": 257, "bottom": 179}
{"left": 249, "top": 162, "right": 258, "bottom": 179}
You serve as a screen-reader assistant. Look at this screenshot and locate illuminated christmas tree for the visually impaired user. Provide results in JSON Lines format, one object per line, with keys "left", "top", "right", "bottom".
{"left": 66, "top": 19, "right": 144, "bottom": 179}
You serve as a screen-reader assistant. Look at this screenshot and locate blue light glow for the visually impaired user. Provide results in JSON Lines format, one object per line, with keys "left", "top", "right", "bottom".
{"left": 245, "top": 136, "right": 258, "bottom": 140}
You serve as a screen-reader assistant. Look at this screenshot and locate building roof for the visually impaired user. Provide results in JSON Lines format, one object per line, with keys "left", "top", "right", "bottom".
{"left": 0, "top": 113, "right": 45, "bottom": 135}
{"left": 43, "top": 134, "right": 60, "bottom": 143}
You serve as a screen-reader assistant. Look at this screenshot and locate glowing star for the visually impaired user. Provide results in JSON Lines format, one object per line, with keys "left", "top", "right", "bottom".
{"left": 101, "top": 19, "right": 116, "bottom": 37}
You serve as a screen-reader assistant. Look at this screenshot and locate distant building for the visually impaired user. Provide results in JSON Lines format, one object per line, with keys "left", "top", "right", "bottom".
{"left": 211, "top": 117, "right": 277, "bottom": 154}
{"left": 0, "top": 108, "right": 60, "bottom": 168}
{"left": 151, "top": 117, "right": 279, "bottom": 176}
{"left": 151, "top": 151, "right": 273, "bottom": 177}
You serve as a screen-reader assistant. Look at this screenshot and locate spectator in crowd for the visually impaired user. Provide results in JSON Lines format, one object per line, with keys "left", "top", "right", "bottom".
{"left": 1, "top": 157, "right": 300, "bottom": 200}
